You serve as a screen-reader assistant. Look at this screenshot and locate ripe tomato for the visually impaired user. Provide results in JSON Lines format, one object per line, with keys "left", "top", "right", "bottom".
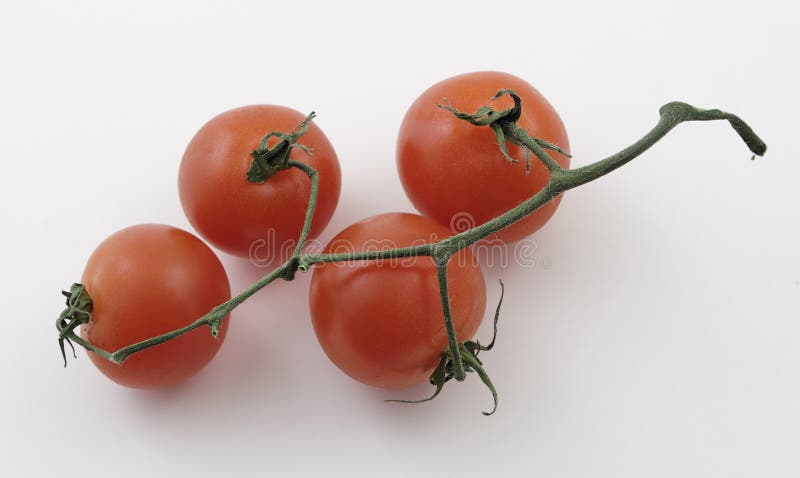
{"left": 80, "top": 224, "right": 231, "bottom": 388}
{"left": 397, "top": 71, "right": 570, "bottom": 243}
{"left": 179, "top": 105, "right": 341, "bottom": 259}
{"left": 309, "top": 213, "right": 487, "bottom": 388}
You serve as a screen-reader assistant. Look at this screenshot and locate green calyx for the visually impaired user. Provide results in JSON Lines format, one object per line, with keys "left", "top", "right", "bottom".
{"left": 439, "top": 89, "right": 571, "bottom": 174}
{"left": 56, "top": 283, "right": 93, "bottom": 367}
{"left": 387, "top": 281, "right": 505, "bottom": 416}
{"left": 247, "top": 112, "right": 316, "bottom": 183}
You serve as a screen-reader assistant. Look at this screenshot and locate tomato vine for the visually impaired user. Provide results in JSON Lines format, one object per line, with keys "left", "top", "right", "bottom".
{"left": 57, "top": 90, "right": 766, "bottom": 414}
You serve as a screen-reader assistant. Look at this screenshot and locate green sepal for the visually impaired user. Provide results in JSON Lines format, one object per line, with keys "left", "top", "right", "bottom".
{"left": 56, "top": 283, "right": 93, "bottom": 367}
{"left": 246, "top": 112, "right": 316, "bottom": 183}
{"left": 441, "top": 90, "right": 575, "bottom": 174}
{"left": 385, "top": 354, "right": 449, "bottom": 405}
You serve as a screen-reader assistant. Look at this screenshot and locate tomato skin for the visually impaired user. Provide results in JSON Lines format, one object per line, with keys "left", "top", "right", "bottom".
{"left": 80, "top": 224, "right": 230, "bottom": 389}
{"left": 397, "top": 71, "right": 570, "bottom": 243}
{"left": 309, "top": 213, "right": 486, "bottom": 389}
{"left": 179, "top": 105, "right": 341, "bottom": 259}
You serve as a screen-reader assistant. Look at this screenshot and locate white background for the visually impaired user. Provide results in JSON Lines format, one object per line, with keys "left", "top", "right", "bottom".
{"left": 1, "top": 1, "right": 797, "bottom": 476}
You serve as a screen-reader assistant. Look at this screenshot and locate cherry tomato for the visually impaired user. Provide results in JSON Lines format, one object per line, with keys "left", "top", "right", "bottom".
{"left": 179, "top": 105, "right": 341, "bottom": 259}
{"left": 80, "top": 224, "right": 231, "bottom": 388}
{"left": 309, "top": 213, "right": 486, "bottom": 388}
{"left": 397, "top": 71, "right": 570, "bottom": 243}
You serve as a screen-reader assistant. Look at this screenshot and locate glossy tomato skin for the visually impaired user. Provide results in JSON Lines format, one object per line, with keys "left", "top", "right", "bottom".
{"left": 179, "top": 105, "right": 341, "bottom": 259}
{"left": 80, "top": 224, "right": 231, "bottom": 389}
{"left": 309, "top": 213, "right": 486, "bottom": 389}
{"left": 397, "top": 71, "right": 570, "bottom": 243}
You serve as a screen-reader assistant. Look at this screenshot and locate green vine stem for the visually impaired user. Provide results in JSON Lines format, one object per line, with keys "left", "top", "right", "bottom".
{"left": 57, "top": 92, "right": 766, "bottom": 412}
{"left": 434, "top": 255, "right": 465, "bottom": 380}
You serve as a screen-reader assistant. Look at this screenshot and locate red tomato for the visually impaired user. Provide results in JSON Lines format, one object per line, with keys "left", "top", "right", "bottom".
{"left": 80, "top": 224, "right": 230, "bottom": 388}
{"left": 397, "top": 71, "right": 570, "bottom": 243}
{"left": 309, "top": 213, "right": 487, "bottom": 388}
{"left": 179, "top": 105, "right": 341, "bottom": 259}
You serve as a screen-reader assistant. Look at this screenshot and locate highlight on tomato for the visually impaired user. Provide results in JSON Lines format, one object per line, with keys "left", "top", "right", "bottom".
{"left": 179, "top": 105, "right": 341, "bottom": 261}
{"left": 397, "top": 71, "right": 570, "bottom": 243}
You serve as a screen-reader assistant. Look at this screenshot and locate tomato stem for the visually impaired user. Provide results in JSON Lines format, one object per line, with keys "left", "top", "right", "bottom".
{"left": 298, "top": 244, "right": 433, "bottom": 271}
{"left": 288, "top": 160, "right": 319, "bottom": 258}
{"left": 559, "top": 101, "right": 766, "bottom": 190}
{"left": 434, "top": 254, "right": 466, "bottom": 381}
{"left": 59, "top": 96, "right": 766, "bottom": 415}
{"left": 59, "top": 259, "right": 292, "bottom": 365}
{"left": 436, "top": 97, "right": 767, "bottom": 254}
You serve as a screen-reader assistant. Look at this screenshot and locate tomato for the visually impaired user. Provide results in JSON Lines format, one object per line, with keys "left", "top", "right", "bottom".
{"left": 80, "top": 224, "right": 231, "bottom": 388}
{"left": 397, "top": 71, "right": 570, "bottom": 243}
{"left": 309, "top": 213, "right": 486, "bottom": 388}
{"left": 179, "top": 105, "right": 341, "bottom": 259}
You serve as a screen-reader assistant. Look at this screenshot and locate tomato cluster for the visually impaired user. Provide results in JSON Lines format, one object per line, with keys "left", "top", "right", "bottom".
{"left": 70, "top": 71, "right": 568, "bottom": 393}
